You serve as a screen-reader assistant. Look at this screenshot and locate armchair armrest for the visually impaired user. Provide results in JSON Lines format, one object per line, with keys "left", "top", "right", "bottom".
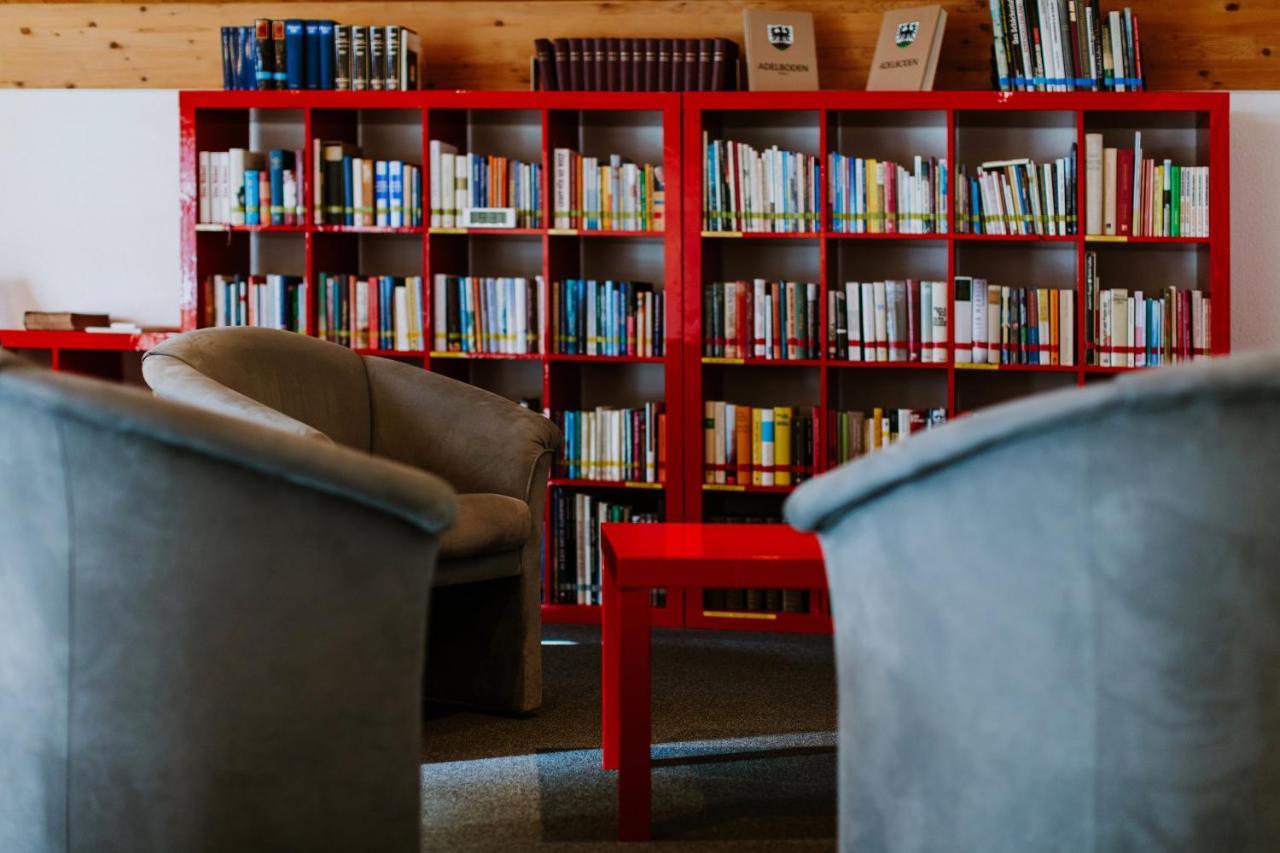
{"left": 364, "top": 356, "right": 563, "bottom": 502}
{"left": 14, "top": 363, "right": 457, "bottom": 535}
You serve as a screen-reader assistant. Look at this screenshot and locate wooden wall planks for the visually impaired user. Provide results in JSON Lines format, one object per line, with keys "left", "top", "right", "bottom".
{"left": 0, "top": 1, "right": 1274, "bottom": 91}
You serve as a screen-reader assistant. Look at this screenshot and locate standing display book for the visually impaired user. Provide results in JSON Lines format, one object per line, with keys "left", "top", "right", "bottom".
{"left": 176, "top": 89, "right": 1229, "bottom": 635}
{"left": 866, "top": 5, "right": 948, "bottom": 90}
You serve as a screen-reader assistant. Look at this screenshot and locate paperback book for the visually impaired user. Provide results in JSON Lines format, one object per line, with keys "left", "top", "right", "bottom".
{"left": 953, "top": 277, "right": 1075, "bottom": 366}
{"left": 1084, "top": 132, "right": 1209, "bottom": 238}
{"left": 198, "top": 148, "right": 305, "bottom": 227}
{"left": 550, "top": 491, "right": 664, "bottom": 606}
{"left": 986, "top": 2, "right": 1145, "bottom": 92}
{"left": 833, "top": 406, "right": 948, "bottom": 463}
{"left": 428, "top": 142, "right": 543, "bottom": 229}
{"left": 313, "top": 143, "right": 423, "bottom": 228}
{"left": 1084, "top": 251, "right": 1210, "bottom": 366}
{"left": 205, "top": 274, "right": 306, "bottom": 332}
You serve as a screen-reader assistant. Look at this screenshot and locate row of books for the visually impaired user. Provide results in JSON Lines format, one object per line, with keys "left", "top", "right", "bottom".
{"left": 703, "top": 403, "right": 816, "bottom": 487}
{"left": 988, "top": 2, "right": 1144, "bottom": 92}
{"left": 554, "top": 404, "right": 666, "bottom": 483}
{"left": 703, "top": 280, "right": 820, "bottom": 361}
{"left": 826, "top": 280, "right": 951, "bottom": 364}
{"left": 552, "top": 150, "right": 665, "bottom": 232}
{"left": 552, "top": 280, "right": 666, "bottom": 357}
{"left": 700, "top": 515, "right": 808, "bottom": 615}
{"left": 955, "top": 153, "right": 1079, "bottom": 236}
{"left": 431, "top": 276, "right": 543, "bottom": 355}
{"left": 533, "top": 37, "right": 740, "bottom": 92}
{"left": 207, "top": 274, "right": 306, "bottom": 332}
{"left": 1085, "top": 253, "right": 1210, "bottom": 365}
{"left": 314, "top": 143, "right": 423, "bottom": 228}
{"left": 220, "top": 20, "right": 419, "bottom": 91}
{"left": 1085, "top": 133, "right": 1210, "bottom": 238}
{"left": 833, "top": 407, "right": 948, "bottom": 463}
{"left": 549, "top": 492, "right": 664, "bottom": 606}
{"left": 703, "top": 137, "right": 819, "bottom": 233}
{"left": 955, "top": 279, "right": 1076, "bottom": 366}
{"left": 428, "top": 143, "right": 543, "bottom": 229}
{"left": 315, "top": 273, "right": 425, "bottom": 351}
{"left": 198, "top": 149, "right": 305, "bottom": 226}
{"left": 828, "top": 155, "right": 949, "bottom": 235}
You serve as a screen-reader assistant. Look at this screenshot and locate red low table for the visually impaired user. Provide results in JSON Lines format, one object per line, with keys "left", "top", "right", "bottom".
{"left": 599, "top": 522, "right": 827, "bottom": 841}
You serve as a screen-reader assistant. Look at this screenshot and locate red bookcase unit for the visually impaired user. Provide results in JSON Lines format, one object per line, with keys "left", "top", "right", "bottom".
{"left": 176, "top": 90, "right": 1228, "bottom": 635}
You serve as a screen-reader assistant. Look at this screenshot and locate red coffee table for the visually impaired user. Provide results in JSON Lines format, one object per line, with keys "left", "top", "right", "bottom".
{"left": 599, "top": 522, "right": 827, "bottom": 841}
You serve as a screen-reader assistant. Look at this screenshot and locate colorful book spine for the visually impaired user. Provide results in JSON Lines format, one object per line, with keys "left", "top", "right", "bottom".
{"left": 828, "top": 154, "right": 948, "bottom": 234}
{"left": 1085, "top": 132, "right": 1208, "bottom": 237}
{"left": 702, "top": 403, "right": 816, "bottom": 487}
{"left": 206, "top": 274, "right": 307, "bottom": 332}
{"left": 987, "top": 1, "right": 1144, "bottom": 92}
{"left": 427, "top": 145, "right": 544, "bottom": 229}
{"left": 555, "top": 403, "right": 665, "bottom": 484}
{"left": 703, "top": 280, "right": 818, "bottom": 360}
{"left": 1084, "top": 251, "right": 1211, "bottom": 366}
{"left": 550, "top": 279, "right": 664, "bottom": 357}
{"left": 315, "top": 273, "right": 425, "bottom": 351}
{"left": 432, "top": 275, "right": 546, "bottom": 355}
{"left": 832, "top": 407, "right": 948, "bottom": 463}
{"left": 823, "top": 280, "right": 950, "bottom": 364}
{"left": 702, "top": 134, "right": 819, "bottom": 233}
{"left": 954, "top": 150, "right": 1079, "bottom": 236}
{"left": 550, "top": 491, "right": 664, "bottom": 606}
{"left": 553, "top": 149, "right": 666, "bottom": 232}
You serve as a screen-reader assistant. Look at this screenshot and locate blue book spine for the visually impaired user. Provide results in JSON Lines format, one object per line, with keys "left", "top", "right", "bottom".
{"left": 381, "top": 277, "right": 392, "bottom": 349}
{"left": 342, "top": 157, "right": 354, "bottom": 225}
{"left": 239, "top": 27, "right": 256, "bottom": 91}
{"left": 220, "top": 27, "right": 233, "bottom": 88}
{"left": 374, "top": 161, "right": 389, "bottom": 227}
{"left": 565, "top": 279, "right": 578, "bottom": 355}
{"left": 317, "top": 21, "right": 336, "bottom": 89}
{"left": 304, "top": 21, "right": 321, "bottom": 88}
{"left": 567, "top": 411, "right": 578, "bottom": 479}
{"left": 284, "top": 20, "right": 305, "bottom": 90}
{"left": 244, "top": 170, "right": 261, "bottom": 225}
{"left": 268, "top": 150, "right": 287, "bottom": 225}
{"left": 389, "top": 161, "right": 404, "bottom": 228}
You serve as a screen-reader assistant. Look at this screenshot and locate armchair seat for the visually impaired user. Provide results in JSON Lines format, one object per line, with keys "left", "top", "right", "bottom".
{"left": 441, "top": 493, "right": 531, "bottom": 561}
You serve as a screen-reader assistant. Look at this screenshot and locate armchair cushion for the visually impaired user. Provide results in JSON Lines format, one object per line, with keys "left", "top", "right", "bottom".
{"left": 440, "top": 493, "right": 531, "bottom": 560}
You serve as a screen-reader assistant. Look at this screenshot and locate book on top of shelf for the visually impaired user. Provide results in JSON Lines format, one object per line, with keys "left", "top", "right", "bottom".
{"left": 828, "top": 153, "right": 949, "bottom": 234}
{"left": 704, "top": 280, "right": 818, "bottom": 360}
{"left": 1085, "top": 132, "right": 1209, "bottom": 238}
{"left": 987, "top": 2, "right": 1144, "bottom": 93}
{"left": 703, "top": 134, "right": 819, "bottom": 233}
{"left": 23, "top": 312, "right": 112, "bottom": 332}
{"left": 534, "top": 35, "right": 738, "bottom": 91}
{"left": 555, "top": 404, "right": 666, "bottom": 484}
{"left": 703, "top": 402, "right": 815, "bottom": 487}
{"left": 551, "top": 280, "right": 664, "bottom": 357}
{"left": 315, "top": 273, "right": 425, "bottom": 351}
{"left": 832, "top": 406, "right": 947, "bottom": 464}
{"left": 552, "top": 150, "right": 664, "bottom": 232}
{"left": 431, "top": 275, "right": 545, "bottom": 355}
{"left": 955, "top": 148, "right": 1078, "bottom": 236}
{"left": 826, "top": 279, "right": 949, "bottom": 364}
{"left": 866, "top": 5, "right": 948, "bottom": 91}
{"left": 221, "top": 20, "right": 419, "bottom": 90}
{"left": 428, "top": 143, "right": 543, "bottom": 229}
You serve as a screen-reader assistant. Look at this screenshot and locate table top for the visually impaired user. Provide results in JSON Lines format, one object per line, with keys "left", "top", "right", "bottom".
{"left": 600, "top": 523, "right": 825, "bottom": 589}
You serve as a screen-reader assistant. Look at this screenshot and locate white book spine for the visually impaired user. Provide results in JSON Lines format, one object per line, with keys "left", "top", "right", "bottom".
{"left": 920, "top": 281, "right": 934, "bottom": 361}
{"left": 846, "top": 281, "right": 862, "bottom": 361}
{"left": 930, "top": 279, "right": 949, "bottom": 363}
{"left": 872, "top": 280, "right": 889, "bottom": 362}
{"left": 860, "top": 282, "right": 876, "bottom": 363}
{"left": 198, "top": 151, "right": 211, "bottom": 224}
{"left": 1061, "top": 290, "right": 1074, "bottom": 367}
{"left": 1134, "top": 291, "right": 1147, "bottom": 367}
{"left": 971, "top": 278, "right": 988, "bottom": 364}
{"left": 433, "top": 274, "right": 447, "bottom": 351}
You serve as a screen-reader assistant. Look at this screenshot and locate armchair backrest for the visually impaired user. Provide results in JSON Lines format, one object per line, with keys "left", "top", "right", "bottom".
{"left": 786, "top": 351, "right": 1280, "bottom": 851}
{"left": 0, "top": 352, "right": 451, "bottom": 853}
{"left": 143, "top": 327, "right": 374, "bottom": 450}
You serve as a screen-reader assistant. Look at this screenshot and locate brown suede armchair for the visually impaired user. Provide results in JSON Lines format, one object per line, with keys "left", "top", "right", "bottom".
{"left": 142, "top": 327, "right": 562, "bottom": 714}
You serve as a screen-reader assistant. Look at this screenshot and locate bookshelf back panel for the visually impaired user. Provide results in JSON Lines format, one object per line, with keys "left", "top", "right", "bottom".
{"left": 702, "top": 239, "right": 820, "bottom": 285}
{"left": 955, "top": 111, "right": 1078, "bottom": 167}
{"left": 250, "top": 233, "right": 306, "bottom": 277}
{"left": 831, "top": 110, "right": 948, "bottom": 164}
{"left": 464, "top": 235, "right": 543, "bottom": 278}
{"left": 1084, "top": 120, "right": 1209, "bottom": 169}
{"left": 954, "top": 371, "right": 1077, "bottom": 413}
{"left": 701, "top": 111, "right": 821, "bottom": 158}
{"left": 1089, "top": 244, "right": 1210, "bottom": 293}
{"left": 702, "top": 491, "right": 788, "bottom": 522}
{"left": 955, "top": 243, "right": 1078, "bottom": 292}
{"left": 572, "top": 110, "right": 666, "bottom": 165}
{"left": 832, "top": 241, "right": 949, "bottom": 284}
{"left": 248, "top": 109, "right": 306, "bottom": 152}
{"left": 312, "top": 233, "right": 423, "bottom": 278}
{"left": 702, "top": 364, "right": 820, "bottom": 409}
{"left": 467, "top": 109, "right": 542, "bottom": 163}
{"left": 562, "top": 362, "right": 665, "bottom": 411}
{"left": 357, "top": 109, "right": 426, "bottom": 163}
{"left": 575, "top": 237, "right": 666, "bottom": 288}
{"left": 828, "top": 368, "right": 948, "bottom": 412}
{"left": 434, "top": 359, "right": 543, "bottom": 406}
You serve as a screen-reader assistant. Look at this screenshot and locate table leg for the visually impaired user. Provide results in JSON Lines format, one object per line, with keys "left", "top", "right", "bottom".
{"left": 602, "top": 547, "right": 620, "bottom": 771}
{"left": 616, "top": 586, "right": 652, "bottom": 841}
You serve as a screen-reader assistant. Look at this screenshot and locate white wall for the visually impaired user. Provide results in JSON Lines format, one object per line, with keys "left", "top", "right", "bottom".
{"left": 0, "top": 89, "right": 1277, "bottom": 349}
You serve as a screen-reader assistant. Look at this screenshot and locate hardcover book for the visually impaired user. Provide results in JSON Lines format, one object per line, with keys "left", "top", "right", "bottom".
{"left": 866, "top": 4, "right": 947, "bottom": 90}
{"left": 742, "top": 9, "right": 818, "bottom": 90}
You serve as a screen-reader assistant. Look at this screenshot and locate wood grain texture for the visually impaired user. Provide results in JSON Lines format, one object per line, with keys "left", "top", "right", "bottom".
{"left": 0, "top": 1, "right": 1275, "bottom": 91}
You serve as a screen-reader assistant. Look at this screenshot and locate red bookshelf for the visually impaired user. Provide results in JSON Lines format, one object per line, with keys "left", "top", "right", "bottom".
{"left": 174, "top": 89, "right": 1229, "bottom": 635}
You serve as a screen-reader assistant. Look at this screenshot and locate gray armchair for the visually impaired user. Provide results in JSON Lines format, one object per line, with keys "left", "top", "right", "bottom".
{"left": 0, "top": 351, "right": 455, "bottom": 853}
{"left": 786, "top": 351, "right": 1280, "bottom": 852}
{"left": 141, "top": 327, "right": 562, "bottom": 714}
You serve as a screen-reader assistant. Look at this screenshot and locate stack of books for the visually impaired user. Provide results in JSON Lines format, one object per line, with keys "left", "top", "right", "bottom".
{"left": 703, "top": 136, "right": 819, "bottom": 233}
{"left": 430, "top": 275, "right": 544, "bottom": 355}
{"left": 702, "top": 403, "right": 816, "bottom": 487}
{"left": 550, "top": 492, "right": 664, "bottom": 606}
{"left": 428, "top": 142, "right": 543, "bottom": 229}
{"left": 954, "top": 278, "right": 1076, "bottom": 366}
{"left": 703, "top": 280, "right": 819, "bottom": 360}
{"left": 825, "top": 280, "right": 950, "bottom": 364}
{"left": 313, "top": 143, "right": 422, "bottom": 228}
{"left": 206, "top": 274, "right": 306, "bottom": 332}
{"left": 1085, "top": 133, "right": 1209, "bottom": 238}
{"left": 220, "top": 20, "right": 420, "bottom": 91}
{"left": 828, "top": 154, "right": 949, "bottom": 234}
{"left": 198, "top": 148, "right": 305, "bottom": 226}
{"left": 551, "top": 280, "right": 664, "bottom": 357}
{"left": 833, "top": 407, "right": 948, "bottom": 463}
{"left": 1085, "top": 252, "right": 1211, "bottom": 366}
{"left": 987, "top": 2, "right": 1144, "bottom": 92}
{"left": 552, "top": 150, "right": 665, "bottom": 232}
{"left": 315, "top": 273, "right": 425, "bottom": 351}
{"left": 554, "top": 404, "right": 666, "bottom": 483}
{"left": 955, "top": 153, "right": 1079, "bottom": 235}
{"left": 533, "top": 37, "right": 740, "bottom": 91}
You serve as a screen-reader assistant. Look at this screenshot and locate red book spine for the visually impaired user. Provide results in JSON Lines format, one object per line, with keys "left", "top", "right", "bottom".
{"left": 1116, "top": 149, "right": 1134, "bottom": 237}
{"left": 884, "top": 161, "right": 897, "bottom": 234}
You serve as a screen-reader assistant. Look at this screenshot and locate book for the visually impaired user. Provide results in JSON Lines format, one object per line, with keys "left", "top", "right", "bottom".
{"left": 206, "top": 274, "right": 307, "bottom": 332}
{"left": 954, "top": 149, "right": 1078, "bottom": 236}
{"left": 1085, "top": 251, "right": 1210, "bottom": 365}
{"left": 551, "top": 279, "right": 663, "bottom": 357}
{"left": 833, "top": 406, "right": 947, "bottom": 462}
{"left": 829, "top": 153, "right": 948, "bottom": 234}
{"left": 1088, "top": 135, "right": 1209, "bottom": 238}
{"left": 555, "top": 404, "right": 665, "bottom": 484}
{"left": 23, "top": 312, "right": 111, "bottom": 331}
{"left": 987, "top": 2, "right": 1145, "bottom": 91}
{"left": 703, "top": 135, "right": 818, "bottom": 233}
{"left": 225, "top": 17, "right": 420, "bottom": 91}
{"left": 315, "top": 273, "right": 424, "bottom": 350}
{"left": 428, "top": 144, "right": 544, "bottom": 229}
{"left": 430, "top": 275, "right": 546, "bottom": 355}
{"left": 551, "top": 491, "right": 664, "bottom": 606}
{"left": 742, "top": 9, "right": 818, "bottom": 90}
{"left": 867, "top": 5, "right": 948, "bottom": 91}
{"left": 553, "top": 149, "right": 664, "bottom": 232}
{"left": 704, "top": 402, "right": 816, "bottom": 486}
{"left": 704, "top": 280, "right": 817, "bottom": 360}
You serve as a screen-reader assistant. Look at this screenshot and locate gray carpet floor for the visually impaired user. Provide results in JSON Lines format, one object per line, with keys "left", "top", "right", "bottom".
{"left": 421, "top": 624, "right": 838, "bottom": 851}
